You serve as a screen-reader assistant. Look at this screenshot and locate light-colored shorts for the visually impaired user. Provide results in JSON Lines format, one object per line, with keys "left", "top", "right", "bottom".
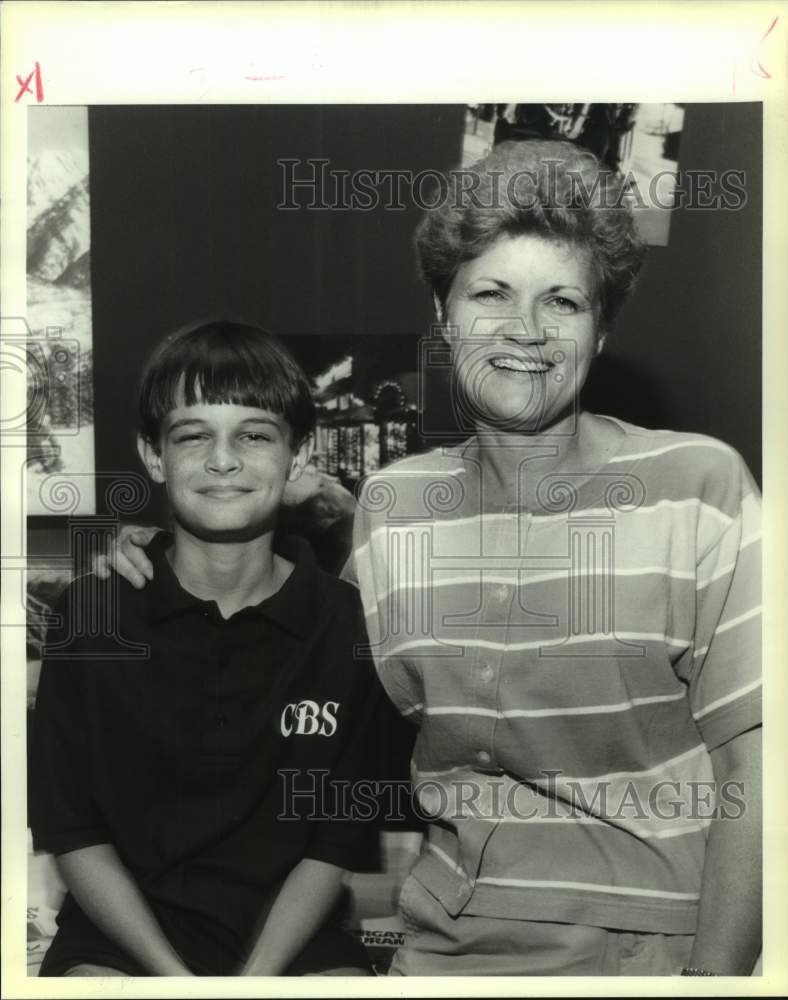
{"left": 63, "top": 964, "right": 127, "bottom": 977}
{"left": 389, "top": 874, "right": 694, "bottom": 976}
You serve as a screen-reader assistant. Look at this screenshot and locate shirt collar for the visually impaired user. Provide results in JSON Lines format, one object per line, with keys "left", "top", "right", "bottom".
{"left": 146, "top": 531, "right": 324, "bottom": 638}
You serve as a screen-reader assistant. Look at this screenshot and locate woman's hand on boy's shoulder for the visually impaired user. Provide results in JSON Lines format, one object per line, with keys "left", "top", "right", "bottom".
{"left": 282, "top": 465, "right": 355, "bottom": 516}
{"left": 92, "top": 524, "right": 159, "bottom": 589}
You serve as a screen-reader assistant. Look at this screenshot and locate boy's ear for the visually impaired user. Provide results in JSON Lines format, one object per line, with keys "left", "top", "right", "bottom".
{"left": 287, "top": 434, "right": 314, "bottom": 482}
{"left": 137, "top": 434, "right": 166, "bottom": 484}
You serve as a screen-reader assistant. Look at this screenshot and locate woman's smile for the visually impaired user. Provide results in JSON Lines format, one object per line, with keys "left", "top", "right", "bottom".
{"left": 488, "top": 352, "right": 555, "bottom": 375}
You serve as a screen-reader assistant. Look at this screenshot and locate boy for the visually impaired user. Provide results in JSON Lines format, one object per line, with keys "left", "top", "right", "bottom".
{"left": 29, "top": 320, "right": 390, "bottom": 976}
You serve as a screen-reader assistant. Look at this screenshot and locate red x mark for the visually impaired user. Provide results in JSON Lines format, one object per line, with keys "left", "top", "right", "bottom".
{"left": 15, "top": 62, "right": 44, "bottom": 103}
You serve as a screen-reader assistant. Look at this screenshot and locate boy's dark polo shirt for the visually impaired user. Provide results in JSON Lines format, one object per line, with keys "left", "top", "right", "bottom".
{"left": 30, "top": 533, "right": 405, "bottom": 976}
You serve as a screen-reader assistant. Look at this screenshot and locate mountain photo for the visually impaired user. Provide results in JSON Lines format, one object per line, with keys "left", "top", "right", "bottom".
{"left": 26, "top": 107, "right": 95, "bottom": 515}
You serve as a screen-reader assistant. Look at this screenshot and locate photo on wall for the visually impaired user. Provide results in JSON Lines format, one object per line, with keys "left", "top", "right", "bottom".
{"left": 464, "top": 102, "right": 685, "bottom": 245}
{"left": 27, "top": 105, "right": 95, "bottom": 516}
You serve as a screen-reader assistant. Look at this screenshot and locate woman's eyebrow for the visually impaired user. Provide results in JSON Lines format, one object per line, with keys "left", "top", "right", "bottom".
{"left": 469, "top": 279, "right": 591, "bottom": 295}
{"left": 467, "top": 277, "right": 512, "bottom": 289}
{"left": 548, "top": 284, "right": 591, "bottom": 298}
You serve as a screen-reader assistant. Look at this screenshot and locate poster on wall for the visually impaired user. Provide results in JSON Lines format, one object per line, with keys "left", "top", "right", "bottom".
{"left": 26, "top": 105, "right": 95, "bottom": 515}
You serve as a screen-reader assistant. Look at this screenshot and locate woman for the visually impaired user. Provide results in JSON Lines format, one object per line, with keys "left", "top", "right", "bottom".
{"left": 100, "top": 140, "right": 761, "bottom": 976}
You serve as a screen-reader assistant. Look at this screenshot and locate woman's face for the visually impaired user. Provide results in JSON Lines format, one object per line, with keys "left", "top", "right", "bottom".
{"left": 442, "top": 233, "right": 602, "bottom": 434}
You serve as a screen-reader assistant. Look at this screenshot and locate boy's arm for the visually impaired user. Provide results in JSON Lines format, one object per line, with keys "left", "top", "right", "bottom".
{"left": 57, "top": 843, "right": 193, "bottom": 975}
{"left": 240, "top": 859, "right": 346, "bottom": 976}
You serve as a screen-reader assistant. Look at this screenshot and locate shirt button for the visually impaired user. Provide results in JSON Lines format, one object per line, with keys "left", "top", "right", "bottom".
{"left": 480, "top": 664, "right": 494, "bottom": 683}
{"left": 476, "top": 750, "right": 492, "bottom": 767}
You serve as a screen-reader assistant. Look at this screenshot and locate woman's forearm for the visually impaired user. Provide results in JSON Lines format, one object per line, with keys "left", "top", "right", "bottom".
{"left": 688, "top": 730, "right": 762, "bottom": 975}
{"left": 57, "top": 843, "right": 192, "bottom": 976}
{"left": 241, "top": 859, "right": 347, "bottom": 976}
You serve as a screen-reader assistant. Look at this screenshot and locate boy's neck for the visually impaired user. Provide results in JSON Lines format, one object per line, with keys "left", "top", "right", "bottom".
{"left": 167, "top": 526, "right": 291, "bottom": 619}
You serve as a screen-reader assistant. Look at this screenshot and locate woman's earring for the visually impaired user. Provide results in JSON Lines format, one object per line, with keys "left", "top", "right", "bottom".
{"left": 433, "top": 294, "right": 444, "bottom": 325}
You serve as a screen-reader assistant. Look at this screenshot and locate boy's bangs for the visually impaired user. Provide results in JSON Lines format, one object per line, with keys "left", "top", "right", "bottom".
{"left": 154, "top": 332, "right": 300, "bottom": 426}
{"left": 175, "top": 361, "right": 291, "bottom": 416}
{"left": 139, "top": 320, "right": 316, "bottom": 445}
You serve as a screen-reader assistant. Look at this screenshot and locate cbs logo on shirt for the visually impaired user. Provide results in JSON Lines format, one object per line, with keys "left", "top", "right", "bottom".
{"left": 280, "top": 700, "right": 339, "bottom": 737}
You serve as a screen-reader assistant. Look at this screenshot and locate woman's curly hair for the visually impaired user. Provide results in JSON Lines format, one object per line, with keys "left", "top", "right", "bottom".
{"left": 415, "top": 139, "right": 647, "bottom": 330}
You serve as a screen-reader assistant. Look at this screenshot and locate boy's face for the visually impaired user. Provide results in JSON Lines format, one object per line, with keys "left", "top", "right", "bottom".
{"left": 138, "top": 397, "right": 311, "bottom": 543}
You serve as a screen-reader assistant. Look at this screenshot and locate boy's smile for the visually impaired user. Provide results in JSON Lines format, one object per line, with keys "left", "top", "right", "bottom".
{"left": 139, "top": 397, "right": 310, "bottom": 543}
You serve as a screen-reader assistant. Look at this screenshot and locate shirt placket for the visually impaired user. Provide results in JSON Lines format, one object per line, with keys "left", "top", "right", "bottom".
{"left": 453, "top": 507, "right": 521, "bottom": 898}
{"left": 469, "top": 506, "right": 522, "bottom": 770}
{"left": 199, "top": 612, "right": 241, "bottom": 768}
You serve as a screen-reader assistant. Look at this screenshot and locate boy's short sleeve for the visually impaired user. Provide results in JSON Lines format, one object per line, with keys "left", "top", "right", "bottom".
{"left": 29, "top": 584, "right": 111, "bottom": 855}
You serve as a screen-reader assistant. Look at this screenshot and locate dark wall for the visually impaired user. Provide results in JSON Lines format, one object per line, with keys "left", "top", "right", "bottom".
{"left": 585, "top": 102, "right": 761, "bottom": 483}
{"left": 88, "top": 102, "right": 761, "bottom": 526}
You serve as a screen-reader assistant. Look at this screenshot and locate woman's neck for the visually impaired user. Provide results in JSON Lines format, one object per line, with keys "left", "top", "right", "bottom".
{"left": 471, "top": 411, "right": 620, "bottom": 509}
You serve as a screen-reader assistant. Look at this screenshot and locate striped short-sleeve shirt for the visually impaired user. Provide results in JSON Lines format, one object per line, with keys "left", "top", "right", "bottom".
{"left": 352, "top": 416, "right": 761, "bottom": 934}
